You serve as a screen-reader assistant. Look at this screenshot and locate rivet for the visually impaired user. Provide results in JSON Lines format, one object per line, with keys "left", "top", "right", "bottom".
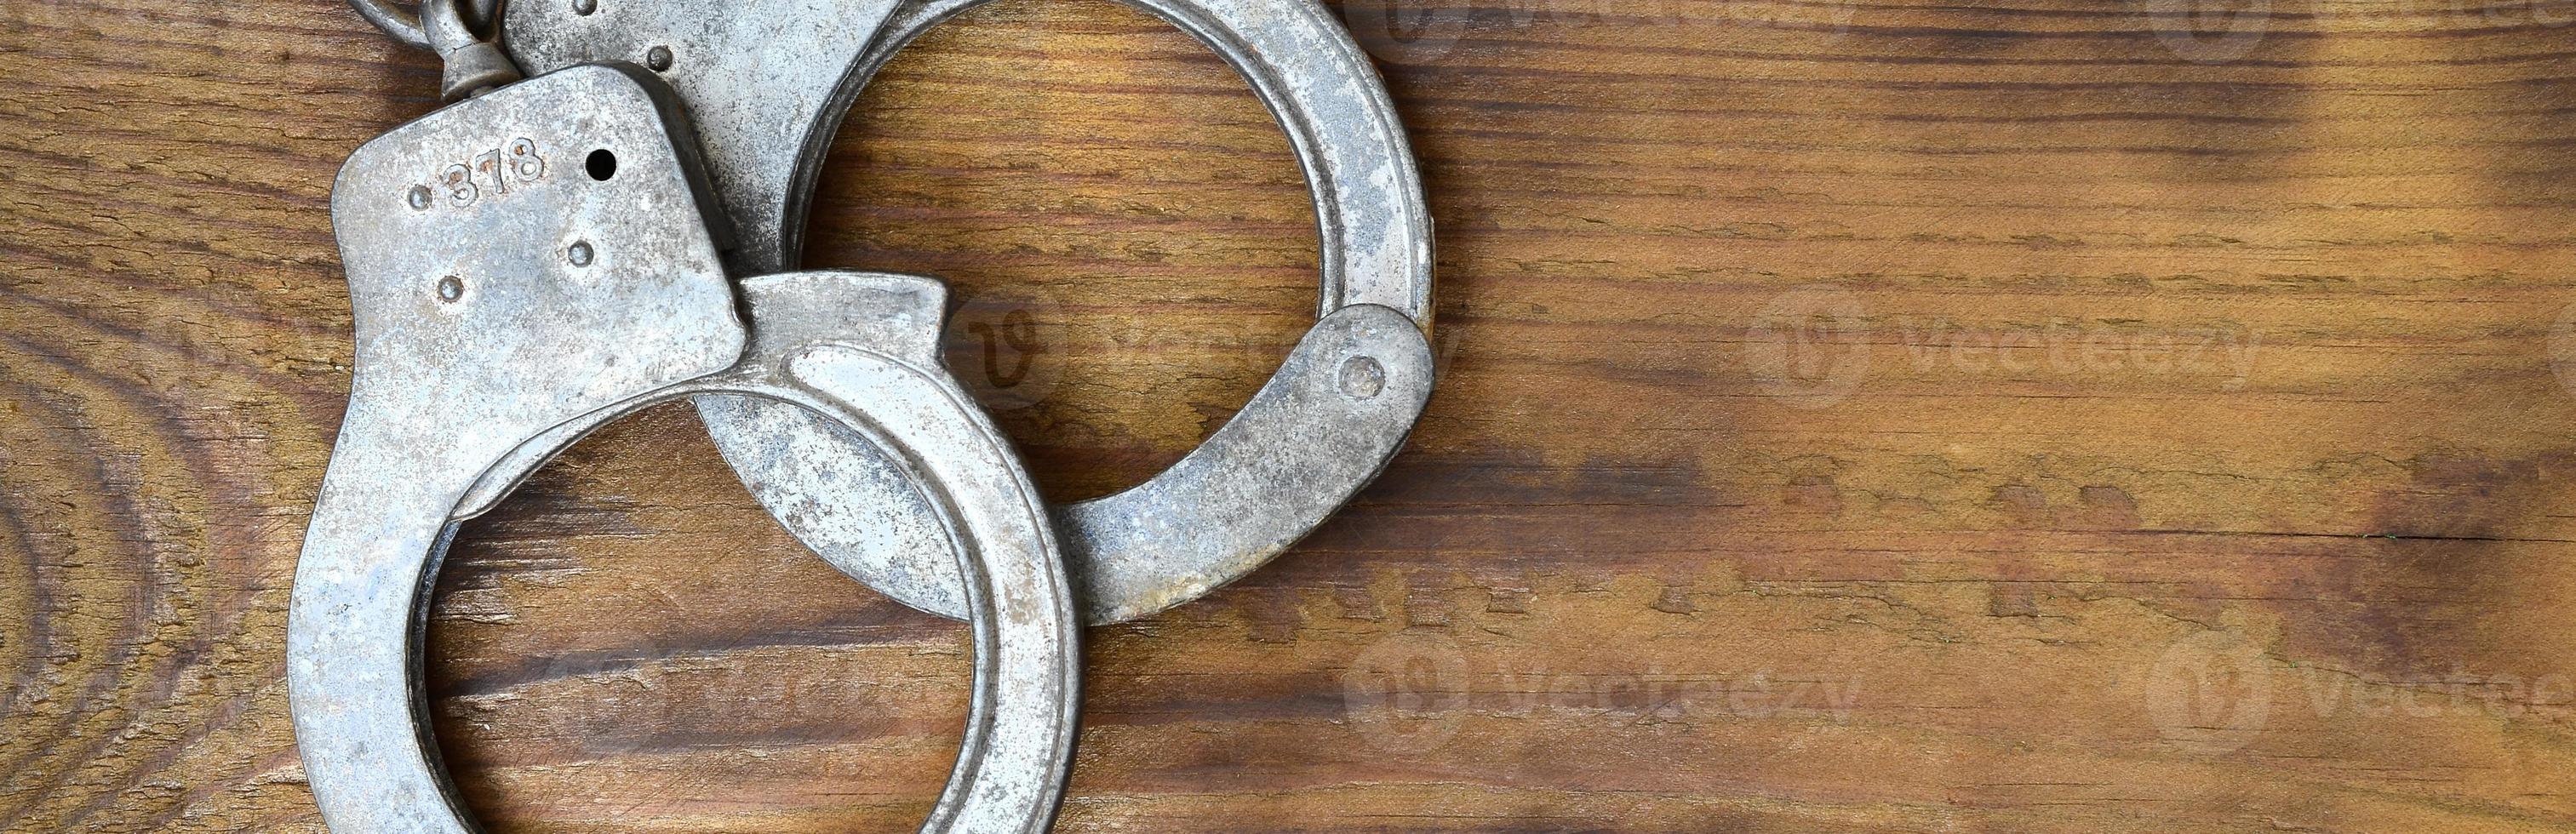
{"left": 406, "top": 185, "right": 432, "bottom": 210}
{"left": 1337, "top": 355, "right": 1385, "bottom": 399}
{"left": 436, "top": 276, "right": 463, "bottom": 303}
{"left": 572, "top": 0, "right": 596, "bottom": 14}
{"left": 645, "top": 45, "right": 673, "bottom": 71}
{"left": 567, "top": 240, "right": 594, "bottom": 266}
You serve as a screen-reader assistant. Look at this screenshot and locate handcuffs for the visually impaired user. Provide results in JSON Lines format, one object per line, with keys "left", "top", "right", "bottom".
{"left": 289, "top": 1, "right": 1434, "bottom": 831}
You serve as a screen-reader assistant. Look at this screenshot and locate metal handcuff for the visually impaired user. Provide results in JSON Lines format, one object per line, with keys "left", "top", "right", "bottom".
{"left": 495, "top": 0, "right": 1439, "bottom": 625}
{"left": 289, "top": 0, "right": 1434, "bottom": 831}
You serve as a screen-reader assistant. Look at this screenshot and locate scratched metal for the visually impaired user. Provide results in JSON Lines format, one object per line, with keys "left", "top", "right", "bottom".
{"left": 417, "top": 0, "right": 518, "bottom": 100}
{"left": 505, "top": 0, "right": 1440, "bottom": 625}
{"left": 290, "top": 65, "right": 1078, "bottom": 833}
{"left": 346, "top": 0, "right": 500, "bottom": 51}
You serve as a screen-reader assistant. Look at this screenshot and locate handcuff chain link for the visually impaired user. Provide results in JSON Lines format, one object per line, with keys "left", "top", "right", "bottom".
{"left": 350, "top": 0, "right": 523, "bottom": 100}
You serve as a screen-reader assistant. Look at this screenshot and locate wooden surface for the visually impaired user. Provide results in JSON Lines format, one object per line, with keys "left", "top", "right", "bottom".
{"left": 11, "top": 0, "right": 2576, "bottom": 831}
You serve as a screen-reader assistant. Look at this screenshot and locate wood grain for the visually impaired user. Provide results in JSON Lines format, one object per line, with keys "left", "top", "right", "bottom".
{"left": 10, "top": 0, "right": 2576, "bottom": 831}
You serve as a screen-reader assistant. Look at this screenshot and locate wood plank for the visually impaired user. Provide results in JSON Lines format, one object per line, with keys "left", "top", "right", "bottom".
{"left": 7, "top": 0, "right": 2576, "bottom": 831}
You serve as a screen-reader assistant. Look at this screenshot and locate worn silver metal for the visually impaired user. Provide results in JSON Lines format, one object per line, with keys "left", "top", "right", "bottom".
{"left": 290, "top": 65, "right": 1078, "bottom": 833}
{"left": 421, "top": 0, "right": 521, "bottom": 100}
{"left": 347, "top": 0, "right": 501, "bottom": 51}
{"left": 504, "top": 0, "right": 1440, "bottom": 625}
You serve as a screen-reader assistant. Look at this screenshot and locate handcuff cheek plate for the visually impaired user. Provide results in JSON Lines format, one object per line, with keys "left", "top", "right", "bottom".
{"left": 494, "top": 0, "right": 900, "bottom": 277}
{"left": 292, "top": 62, "right": 746, "bottom": 831}
{"left": 504, "top": 0, "right": 1439, "bottom": 626}
{"left": 290, "top": 66, "right": 1078, "bottom": 833}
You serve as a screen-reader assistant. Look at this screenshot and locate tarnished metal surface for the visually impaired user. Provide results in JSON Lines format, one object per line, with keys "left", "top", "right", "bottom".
{"left": 504, "top": 0, "right": 1439, "bottom": 625}
{"left": 503, "top": 0, "right": 894, "bottom": 275}
{"left": 1052, "top": 302, "right": 1431, "bottom": 621}
{"left": 420, "top": 0, "right": 519, "bottom": 100}
{"left": 291, "top": 66, "right": 1077, "bottom": 833}
{"left": 346, "top": 0, "right": 500, "bottom": 51}
{"left": 722, "top": 271, "right": 1081, "bottom": 834}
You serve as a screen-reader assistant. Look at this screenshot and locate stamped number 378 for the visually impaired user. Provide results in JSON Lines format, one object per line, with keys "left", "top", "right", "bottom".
{"left": 436, "top": 137, "right": 545, "bottom": 207}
